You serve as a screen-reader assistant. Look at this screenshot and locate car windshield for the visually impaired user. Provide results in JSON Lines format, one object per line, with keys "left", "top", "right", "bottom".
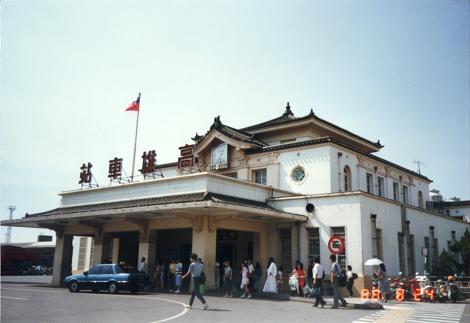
{"left": 117, "top": 265, "right": 139, "bottom": 273}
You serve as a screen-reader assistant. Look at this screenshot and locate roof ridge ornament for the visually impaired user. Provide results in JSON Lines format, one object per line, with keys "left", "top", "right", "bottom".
{"left": 191, "top": 133, "right": 203, "bottom": 143}
{"left": 282, "top": 102, "right": 294, "bottom": 118}
{"left": 308, "top": 108, "right": 316, "bottom": 117}
{"left": 211, "top": 116, "right": 222, "bottom": 130}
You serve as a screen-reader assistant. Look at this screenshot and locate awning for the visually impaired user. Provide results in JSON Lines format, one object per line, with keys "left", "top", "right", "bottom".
{"left": 1, "top": 192, "right": 307, "bottom": 228}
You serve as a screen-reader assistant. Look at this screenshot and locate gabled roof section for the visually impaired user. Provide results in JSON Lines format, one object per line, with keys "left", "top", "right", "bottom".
{"left": 240, "top": 103, "right": 383, "bottom": 153}
{"left": 193, "top": 116, "right": 268, "bottom": 155}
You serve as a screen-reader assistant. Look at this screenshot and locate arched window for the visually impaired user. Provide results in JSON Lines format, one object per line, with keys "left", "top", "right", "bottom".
{"left": 418, "top": 191, "right": 424, "bottom": 208}
{"left": 344, "top": 166, "right": 352, "bottom": 192}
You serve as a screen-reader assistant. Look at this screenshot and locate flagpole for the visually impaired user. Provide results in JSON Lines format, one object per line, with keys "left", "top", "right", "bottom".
{"left": 130, "top": 93, "right": 141, "bottom": 182}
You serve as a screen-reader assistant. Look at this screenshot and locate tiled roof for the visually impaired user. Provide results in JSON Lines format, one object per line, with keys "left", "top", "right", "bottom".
{"left": 245, "top": 136, "right": 431, "bottom": 182}
{"left": 25, "top": 192, "right": 279, "bottom": 219}
{"left": 240, "top": 104, "right": 383, "bottom": 149}
{"left": 198, "top": 116, "right": 268, "bottom": 147}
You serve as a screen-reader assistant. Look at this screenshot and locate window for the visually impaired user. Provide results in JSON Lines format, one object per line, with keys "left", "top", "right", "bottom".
{"left": 418, "top": 191, "right": 423, "bottom": 208}
{"left": 402, "top": 185, "right": 409, "bottom": 204}
{"left": 291, "top": 166, "right": 306, "bottom": 183}
{"left": 101, "top": 265, "right": 114, "bottom": 275}
{"left": 424, "top": 237, "right": 430, "bottom": 273}
{"left": 398, "top": 233, "right": 405, "bottom": 273}
{"left": 407, "top": 235, "right": 416, "bottom": 275}
{"left": 375, "top": 228, "right": 383, "bottom": 260}
{"left": 377, "top": 177, "right": 384, "bottom": 197}
{"left": 223, "top": 172, "right": 237, "bottom": 179}
{"left": 344, "top": 166, "right": 351, "bottom": 192}
{"left": 88, "top": 266, "right": 102, "bottom": 275}
{"left": 253, "top": 169, "right": 267, "bottom": 185}
{"left": 366, "top": 173, "right": 373, "bottom": 193}
{"left": 393, "top": 182, "right": 399, "bottom": 201}
{"left": 331, "top": 226, "right": 346, "bottom": 270}
{"left": 307, "top": 228, "right": 320, "bottom": 261}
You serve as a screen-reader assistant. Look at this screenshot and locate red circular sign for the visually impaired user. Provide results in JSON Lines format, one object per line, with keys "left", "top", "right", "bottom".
{"left": 328, "top": 236, "right": 345, "bottom": 255}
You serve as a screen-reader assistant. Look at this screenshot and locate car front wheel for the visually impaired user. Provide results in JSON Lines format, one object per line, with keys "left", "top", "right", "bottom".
{"left": 69, "top": 281, "right": 80, "bottom": 293}
{"left": 108, "top": 282, "right": 118, "bottom": 294}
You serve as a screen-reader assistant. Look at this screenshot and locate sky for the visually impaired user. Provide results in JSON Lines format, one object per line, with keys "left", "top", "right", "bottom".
{"left": 1, "top": 0, "right": 469, "bottom": 243}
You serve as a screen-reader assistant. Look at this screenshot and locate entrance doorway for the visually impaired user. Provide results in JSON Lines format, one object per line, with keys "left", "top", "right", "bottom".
{"left": 114, "top": 231, "right": 139, "bottom": 268}
{"left": 216, "top": 229, "right": 254, "bottom": 288}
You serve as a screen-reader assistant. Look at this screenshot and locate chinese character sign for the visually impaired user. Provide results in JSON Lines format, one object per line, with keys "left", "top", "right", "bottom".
{"left": 79, "top": 162, "right": 93, "bottom": 184}
{"left": 140, "top": 150, "right": 156, "bottom": 174}
{"left": 108, "top": 157, "right": 123, "bottom": 179}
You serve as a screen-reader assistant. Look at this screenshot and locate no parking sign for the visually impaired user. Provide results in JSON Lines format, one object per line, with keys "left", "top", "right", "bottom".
{"left": 328, "top": 236, "right": 345, "bottom": 255}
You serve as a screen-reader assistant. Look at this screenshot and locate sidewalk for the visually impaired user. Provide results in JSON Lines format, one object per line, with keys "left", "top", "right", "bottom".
{"left": 289, "top": 295, "right": 384, "bottom": 309}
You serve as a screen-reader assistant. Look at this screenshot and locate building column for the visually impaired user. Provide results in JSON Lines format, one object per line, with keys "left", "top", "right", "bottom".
{"left": 91, "top": 233, "right": 112, "bottom": 266}
{"left": 253, "top": 229, "right": 268, "bottom": 270}
{"left": 138, "top": 230, "right": 156, "bottom": 277}
{"left": 51, "top": 231, "right": 73, "bottom": 286}
{"left": 111, "top": 238, "right": 120, "bottom": 263}
{"left": 192, "top": 215, "right": 216, "bottom": 290}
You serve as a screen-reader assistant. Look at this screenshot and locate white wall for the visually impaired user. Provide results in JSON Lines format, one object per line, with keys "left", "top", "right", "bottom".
{"left": 277, "top": 146, "right": 332, "bottom": 195}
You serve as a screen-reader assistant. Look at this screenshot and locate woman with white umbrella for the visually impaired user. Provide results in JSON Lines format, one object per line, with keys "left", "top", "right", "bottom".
{"left": 375, "top": 263, "right": 387, "bottom": 302}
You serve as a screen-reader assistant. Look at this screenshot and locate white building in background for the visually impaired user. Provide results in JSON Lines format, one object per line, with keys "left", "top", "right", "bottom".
{"left": 3, "top": 103, "right": 469, "bottom": 292}
{"left": 427, "top": 190, "right": 470, "bottom": 223}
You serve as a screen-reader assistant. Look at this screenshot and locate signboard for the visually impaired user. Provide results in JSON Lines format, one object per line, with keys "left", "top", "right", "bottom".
{"left": 421, "top": 247, "right": 428, "bottom": 256}
{"left": 210, "top": 143, "right": 228, "bottom": 170}
{"left": 328, "top": 236, "right": 345, "bottom": 255}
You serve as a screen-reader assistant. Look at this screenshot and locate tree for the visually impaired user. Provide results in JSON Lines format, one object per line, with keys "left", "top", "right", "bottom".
{"left": 459, "top": 229, "right": 470, "bottom": 275}
{"left": 432, "top": 249, "right": 455, "bottom": 276}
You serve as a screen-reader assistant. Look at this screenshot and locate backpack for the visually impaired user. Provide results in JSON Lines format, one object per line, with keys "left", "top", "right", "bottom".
{"left": 352, "top": 273, "right": 358, "bottom": 280}
{"left": 200, "top": 270, "right": 206, "bottom": 284}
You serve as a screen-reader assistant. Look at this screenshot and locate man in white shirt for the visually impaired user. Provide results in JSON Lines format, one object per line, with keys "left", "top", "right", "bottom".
{"left": 312, "top": 257, "right": 326, "bottom": 308}
{"left": 330, "top": 254, "right": 347, "bottom": 308}
{"left": 138, "top": 257, "right": 147, "bottom": 273}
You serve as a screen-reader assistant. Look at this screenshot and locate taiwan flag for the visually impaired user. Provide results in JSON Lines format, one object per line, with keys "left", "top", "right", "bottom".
{"left": 125, "top": 93, "right": 140, "bottom": 111}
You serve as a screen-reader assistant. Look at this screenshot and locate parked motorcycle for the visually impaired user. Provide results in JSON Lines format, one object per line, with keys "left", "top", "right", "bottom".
{"left": 436, "top": 279, "right": 449, "bottom": 303}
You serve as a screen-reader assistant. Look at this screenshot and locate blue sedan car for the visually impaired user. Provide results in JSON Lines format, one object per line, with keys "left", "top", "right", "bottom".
{"left": 64, "top": 264, "right": 149, "bottom": 294}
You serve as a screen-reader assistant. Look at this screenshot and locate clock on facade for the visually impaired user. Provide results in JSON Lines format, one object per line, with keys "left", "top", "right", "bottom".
{"left": 210, "top": 143, "right": 228, "bottom": 169}
{"left": 291, "top": 166, "right": 306, "bottom": 182}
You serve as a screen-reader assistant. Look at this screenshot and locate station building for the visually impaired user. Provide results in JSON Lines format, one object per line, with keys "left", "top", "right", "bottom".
{"left": 3, "top": 104, "right": 469, "bottom": 292}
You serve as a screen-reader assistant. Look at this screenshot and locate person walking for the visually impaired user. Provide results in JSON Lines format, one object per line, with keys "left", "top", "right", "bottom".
{"left": 375, "top": 263, "right": 387, "bottom": 302}
{"left": 262, "top": 257, "right": 278, "bottom": 293}
{"left": 240, "top": 261, "right": 252, "bottom": 299}
{"left": 330, "top": 254, "right": 347, "bottom": 308}
{"left": 182, "top": 253, "right": 209, "bottom": 310}
{"left": 154, "top": 261, "right": 164, "bottom": 290}
{"left": 312, "top": 257, "right": 326, "bottom": 308}
{"left": 277, "top": 265, "right": 284, "bottom": 292}
{"left": 175, "top": 259, "right": 183, "bottom": 293}
{"left": 168, "top": 260, "right": 176, "bottom": 292}
{"left": 253, "top": 262, "right": 262, "bottom": 292}
{"left": 346, "top": 265, "right": 354, "bottom": 297}
{"left": 223, "top": 260, "right": 233, "bottom": 297}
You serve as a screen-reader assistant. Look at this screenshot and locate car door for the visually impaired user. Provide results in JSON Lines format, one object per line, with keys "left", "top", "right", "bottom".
{"left": 86, "top": 265, "right": 103, "bottom": 290}
{"left": 98, "top": 265, "right": 114, "bottom": 289}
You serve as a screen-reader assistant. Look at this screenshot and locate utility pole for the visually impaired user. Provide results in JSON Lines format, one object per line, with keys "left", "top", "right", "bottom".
{"left": 5, "top": 206, "right": 16, "bottom": 243}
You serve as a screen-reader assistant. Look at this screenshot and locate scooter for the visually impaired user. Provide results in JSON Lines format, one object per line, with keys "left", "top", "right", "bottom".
{"left": 436, "top": 280, "right": 449, "bottom": 303}
{"left": 448, "top": 277, "right": 459, "bottom": 303}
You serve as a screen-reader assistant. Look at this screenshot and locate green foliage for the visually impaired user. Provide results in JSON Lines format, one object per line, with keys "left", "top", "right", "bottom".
{"left": 459, "top": 229, "right": 470, "bottom": 273}
{"left": 432, "top": 249, "right": 455, "bottom": 276}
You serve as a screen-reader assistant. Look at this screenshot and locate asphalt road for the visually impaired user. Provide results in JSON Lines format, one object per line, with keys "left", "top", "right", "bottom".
{"left": 1, "top": 283, "right": 382, "bottom": 323}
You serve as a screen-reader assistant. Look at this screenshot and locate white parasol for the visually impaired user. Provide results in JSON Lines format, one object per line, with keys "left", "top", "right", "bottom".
{"left": 364, "top": 258, "right": 384, "bottom": 266}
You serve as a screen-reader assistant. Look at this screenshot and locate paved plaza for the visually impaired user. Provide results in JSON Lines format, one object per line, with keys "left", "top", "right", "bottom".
{"left": 1, "top": 283, "right": 469, "bottom": 323}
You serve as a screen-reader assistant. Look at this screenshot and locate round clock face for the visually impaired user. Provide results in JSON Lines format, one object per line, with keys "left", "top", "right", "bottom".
{"left": 291, "top": 166, "right": 305, "bottom": 182}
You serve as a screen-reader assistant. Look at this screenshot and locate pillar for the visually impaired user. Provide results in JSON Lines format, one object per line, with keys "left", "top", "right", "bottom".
{"left": 111, "top": 238, "right": 120, "bottom": 263}
{"left": 91, "top": 233, "right": 112, "bottom": 266}
{"left": 253, "top": 229, "right": 268, "bottom": 270}
{"left": 51, "top": 233, "right": 73, "bottom": 286}
{"left": 192, "top": 215, "right": 216, "bottom": 289}
{"left": 138, "top": 230, "right": 156, "bottom": 277}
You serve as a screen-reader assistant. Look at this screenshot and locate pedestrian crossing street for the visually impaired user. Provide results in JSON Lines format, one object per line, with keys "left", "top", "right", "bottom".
{"left": 352, "top": 310, "right": 388, "bottom": 322}
{"left": 353, "top": 303, "right": 466, "bottom": 323}
{"left": 400, "top": 303, "right": 466, "bottom": 323}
